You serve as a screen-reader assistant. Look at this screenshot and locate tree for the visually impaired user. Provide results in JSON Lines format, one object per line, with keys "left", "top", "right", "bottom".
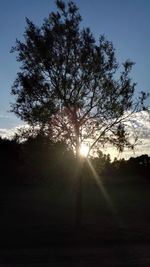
{"left": 17, "top": 133, "right": 75, "bottom": 183}
{"left": 11, "top": 0, "right": 148, "bottom": 158}
{"left": 0, "top": 137, "right": 20, "bottom": 184}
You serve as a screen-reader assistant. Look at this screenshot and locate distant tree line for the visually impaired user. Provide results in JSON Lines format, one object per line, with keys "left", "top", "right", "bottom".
{"left": 90, "top": 151, "right": 150, "bottom": 183}
{"left": 111, "top": 155, "right": 150, "bottom": 181}
{"left": 0, "top": 136, "right": 149, "bottom": 185}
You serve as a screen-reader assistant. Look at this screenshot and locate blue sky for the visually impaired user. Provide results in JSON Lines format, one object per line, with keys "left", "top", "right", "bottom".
{"left": 0, "top": 0, "right": 150, "bottom": 157}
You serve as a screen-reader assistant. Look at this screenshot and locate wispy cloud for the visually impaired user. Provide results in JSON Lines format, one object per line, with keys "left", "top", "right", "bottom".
{"left": 103, "top": 111, "right": 150, "bottom": 159}
{"left": 0, "top": 114, "right": 12, "bottom": 119}
{"left": 0, "top": 112, "right": 24, "bottom": 130}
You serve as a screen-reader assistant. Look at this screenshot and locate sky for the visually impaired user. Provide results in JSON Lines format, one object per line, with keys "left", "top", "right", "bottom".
{"left": 0, "top": 0, "right": 150, "bottom": 159}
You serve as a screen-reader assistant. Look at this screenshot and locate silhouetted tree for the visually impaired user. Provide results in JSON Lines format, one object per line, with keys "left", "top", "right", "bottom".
{"left": 15, "top": 133, "right": 75, "bottom": 183}
{"left": 91, "top": 150, "right": 111, "bottom": 175}
{"left": 127, "top": 155, "right": 150, "bottom": 179}
{"left": 11, "top": 0, "right": 148, "bottom": 159}
{"left": 110, "top": 154, "right": 150, "bottom": 182}
{"left": 0, "top": 137, "right": 20, "bottom": 184}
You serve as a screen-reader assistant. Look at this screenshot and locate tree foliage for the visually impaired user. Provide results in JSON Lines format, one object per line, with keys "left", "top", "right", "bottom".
{"left": 11, "top": 0, "right": 148, "bottom": 156}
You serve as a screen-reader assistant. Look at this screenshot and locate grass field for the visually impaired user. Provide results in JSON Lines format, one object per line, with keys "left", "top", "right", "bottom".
{"left": 1, "top": 176, "right": 150, "bottom": 266}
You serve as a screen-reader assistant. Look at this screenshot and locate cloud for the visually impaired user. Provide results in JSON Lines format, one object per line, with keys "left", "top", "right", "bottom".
{"left": 0, "top": 114, "right": 12, "bottom": 119}
{"left": 95, "top": 110, "right": 150, "bottom": 159}
{"left": 0, "top": 128, "right": 16, "bottom": 139}
{"left": 0, "top": 112, "right": 24, "bottom": 130}
{"left": 0, "top": 125, "right": 28, "bottom": 139}
{"left": 124, "top": 111, "right": 150, "bottom": 139}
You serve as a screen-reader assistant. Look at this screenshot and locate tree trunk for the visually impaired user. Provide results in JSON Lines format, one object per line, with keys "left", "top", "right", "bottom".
{"left": 74, "top": 121, "right": 83, "bottom": 234}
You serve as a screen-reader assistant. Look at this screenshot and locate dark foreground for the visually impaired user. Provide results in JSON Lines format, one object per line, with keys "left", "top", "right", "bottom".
{"left": 1, "top": 178, "right": 150, "bottom": 266}
{"left": 1, "top": 244, "right": 150, "bottom": 266}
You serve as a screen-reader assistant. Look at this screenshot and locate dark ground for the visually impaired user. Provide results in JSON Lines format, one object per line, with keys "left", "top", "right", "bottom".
{"left": 1, "top": 177, "right": 150, "bottom": 266}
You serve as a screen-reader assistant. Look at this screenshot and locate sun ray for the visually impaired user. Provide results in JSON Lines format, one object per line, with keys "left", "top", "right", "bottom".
{"left": 86, "top": 158, "right": 124, "bottom": 227}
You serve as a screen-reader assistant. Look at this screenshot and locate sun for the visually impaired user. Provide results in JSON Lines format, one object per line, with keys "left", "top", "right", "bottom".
{"left": 79, "top": 143, "right": 89, "bottom": 157}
